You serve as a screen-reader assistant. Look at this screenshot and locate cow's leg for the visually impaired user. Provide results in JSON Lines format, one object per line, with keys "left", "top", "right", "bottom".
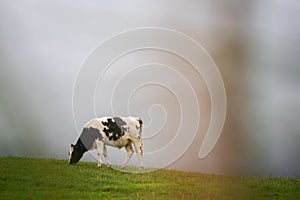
{"left": 132, "top": 138, "right": 143, "bottom": 170}
{"left": 95, "top": 139, "right": 104, "bottom": 167}
{"left": 103, "top": 144, "right": 112, "bottom": 167}
{"left": 121, "top": 142, "right": 134, "bottom": 169}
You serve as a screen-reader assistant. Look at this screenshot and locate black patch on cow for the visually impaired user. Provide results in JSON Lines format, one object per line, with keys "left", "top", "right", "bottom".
{"left": 80, "top": 127, "right": 103, "bottom": 150}
{"left": 101, "top": 117, "right": 127, "bottom": 141}
{"left": 69, "top": 139, "right": 86, "bottom": 164}
{"left": 69, "top": 127, "right": 102, "bottom": 164}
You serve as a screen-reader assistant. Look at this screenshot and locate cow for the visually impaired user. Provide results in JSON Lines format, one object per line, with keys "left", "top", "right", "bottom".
{"left": 68, "top": 116, "right": 143, "bottom": 170}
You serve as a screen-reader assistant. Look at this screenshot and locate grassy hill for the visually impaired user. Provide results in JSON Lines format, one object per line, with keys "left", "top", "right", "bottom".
{"left": 0, "top": 157, "right": 299, "bottom": 199}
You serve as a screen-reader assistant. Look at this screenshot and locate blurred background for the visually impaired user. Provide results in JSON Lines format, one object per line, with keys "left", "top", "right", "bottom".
{"left": 0, "top": 0, "right": 300, "bottom": 178}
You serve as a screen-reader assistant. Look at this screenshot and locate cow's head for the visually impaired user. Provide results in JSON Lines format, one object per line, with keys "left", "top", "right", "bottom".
{"left": 68, "top": 144, "right": 85, "bottom": 164}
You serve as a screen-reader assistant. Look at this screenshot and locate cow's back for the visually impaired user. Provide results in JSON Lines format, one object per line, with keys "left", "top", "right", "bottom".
{"left": 83, "top": 117, "right": 141, "bottom": 148}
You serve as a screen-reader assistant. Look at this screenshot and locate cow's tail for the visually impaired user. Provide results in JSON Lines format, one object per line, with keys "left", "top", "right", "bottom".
{"left": 137, "top": 118, "right": 143, "bottom": 155}
{"left": 137, "top": 118, "right": 143, "bottom": 136}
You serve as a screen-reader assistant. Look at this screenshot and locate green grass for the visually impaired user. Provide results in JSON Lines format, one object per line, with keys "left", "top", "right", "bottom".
{"left": 0, "top": 157, "right": 299, "bottom": 199}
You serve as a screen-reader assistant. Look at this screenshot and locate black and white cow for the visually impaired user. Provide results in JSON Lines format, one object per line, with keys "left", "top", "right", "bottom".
{"left": 68, "top": 117, "right": 143, "bottom": 169}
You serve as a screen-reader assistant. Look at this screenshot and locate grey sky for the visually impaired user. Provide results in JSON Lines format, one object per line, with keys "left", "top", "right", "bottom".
{"left": 1, "top": 0, "right": 300, "bottom": 178}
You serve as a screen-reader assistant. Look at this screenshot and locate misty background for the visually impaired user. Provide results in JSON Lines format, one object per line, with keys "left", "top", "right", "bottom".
{"left": 1, "top": 0, "right": 300, "bottom": 178}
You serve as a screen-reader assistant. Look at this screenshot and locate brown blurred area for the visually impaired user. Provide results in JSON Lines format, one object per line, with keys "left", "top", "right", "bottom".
{"left": 169, "top": 1, "right": 300, "bottom": 178}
